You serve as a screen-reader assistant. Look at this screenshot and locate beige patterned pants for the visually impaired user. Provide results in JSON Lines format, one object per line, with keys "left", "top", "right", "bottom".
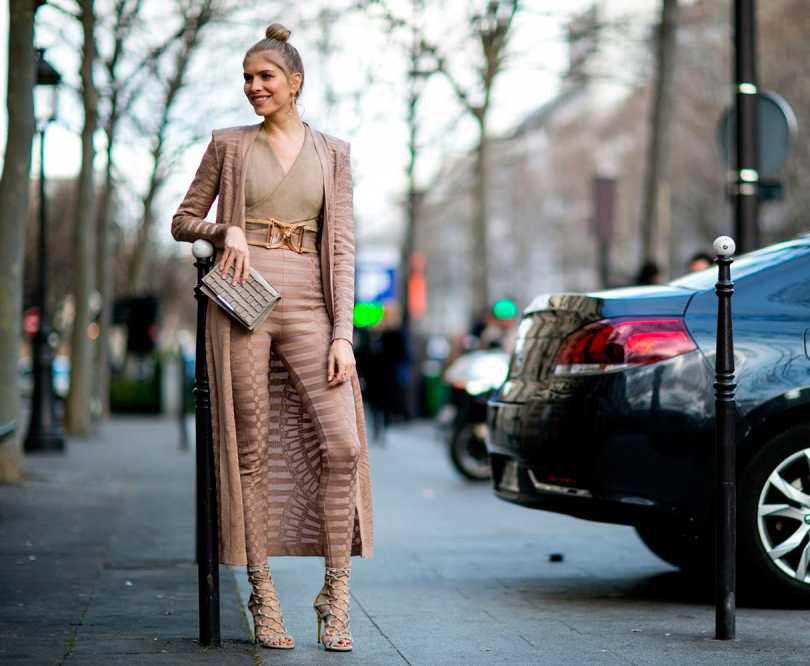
{"left": 229, "top": 245, "right": 359, "bottom": 568}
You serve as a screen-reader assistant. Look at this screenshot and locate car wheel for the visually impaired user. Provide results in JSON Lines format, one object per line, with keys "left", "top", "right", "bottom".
{"left": 739, "top": 424, "right": 810, "bottom": 604}
{"left": 448, "top": 424, "right": 491, "bottom": 481}
{"left": 634, "top": 522, "right": 705, "bottom": 571}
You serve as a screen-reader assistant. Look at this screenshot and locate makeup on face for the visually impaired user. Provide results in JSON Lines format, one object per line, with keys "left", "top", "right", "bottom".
{"left": 243, "top": 55, "right": 297, "bottom": 115}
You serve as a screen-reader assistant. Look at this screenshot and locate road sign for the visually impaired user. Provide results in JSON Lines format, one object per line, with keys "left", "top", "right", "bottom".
{"left": 717, "top": 91, "right": 797, "bottom": 178}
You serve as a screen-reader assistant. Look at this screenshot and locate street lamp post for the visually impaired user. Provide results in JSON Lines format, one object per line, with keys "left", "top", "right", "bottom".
{"left": 24, "top": 48, "right": 64, "bottom": 453}
{"left": 733, "top": 0, "right": 759, "bottom": 253}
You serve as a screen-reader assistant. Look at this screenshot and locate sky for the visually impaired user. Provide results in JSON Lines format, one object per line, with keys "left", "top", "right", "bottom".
{"left": 0, "top": 0, "right": 652, "bottom": 251}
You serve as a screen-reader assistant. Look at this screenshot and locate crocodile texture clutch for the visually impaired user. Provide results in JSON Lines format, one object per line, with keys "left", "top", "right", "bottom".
{"left": 200, "top": 264, "right": 281, "bottom": 332}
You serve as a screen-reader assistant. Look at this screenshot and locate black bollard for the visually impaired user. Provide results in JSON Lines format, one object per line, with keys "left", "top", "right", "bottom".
{"left": 713, "top": 235, "right": 736, "bottom": 641}
{"left": 192, "top": 240, "right": 221, "bottom": 647}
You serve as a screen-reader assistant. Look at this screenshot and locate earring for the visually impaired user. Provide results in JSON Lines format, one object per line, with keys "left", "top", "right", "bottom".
{"left": 288, "top": 95, "right": 296, "bottom": 116}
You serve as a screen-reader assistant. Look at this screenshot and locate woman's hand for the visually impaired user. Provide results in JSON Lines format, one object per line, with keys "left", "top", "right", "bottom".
{"left": 218, "top": 226, "right": 251, "bottom": 285}
{"left": 327, "top": 339, "right": 355, "bottom": 387}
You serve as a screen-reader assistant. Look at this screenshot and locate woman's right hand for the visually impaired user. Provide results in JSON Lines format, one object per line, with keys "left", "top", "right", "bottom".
{"left": 219, "top": 226, "right": 251, "bottom": 285}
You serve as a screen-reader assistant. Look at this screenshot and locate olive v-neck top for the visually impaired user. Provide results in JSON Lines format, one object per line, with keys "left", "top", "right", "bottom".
{"left": 244, "top": 125, "right": 324, "bottom": 232}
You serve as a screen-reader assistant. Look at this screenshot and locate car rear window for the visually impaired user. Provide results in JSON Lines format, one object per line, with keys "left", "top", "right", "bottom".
{"left": 669, "top": 240, "right": 810, "bottom": 290}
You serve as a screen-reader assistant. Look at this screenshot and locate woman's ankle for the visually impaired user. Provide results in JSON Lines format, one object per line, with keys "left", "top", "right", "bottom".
{"left": 325, "top": 561, "right": 351, "bottom": 571}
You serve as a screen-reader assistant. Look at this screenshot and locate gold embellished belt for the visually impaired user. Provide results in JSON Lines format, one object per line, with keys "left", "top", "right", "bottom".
{"left": 244, "top": 217, "right": 319, "bottom": 254}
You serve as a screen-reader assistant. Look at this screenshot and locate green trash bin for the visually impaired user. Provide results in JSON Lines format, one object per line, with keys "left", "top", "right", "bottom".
{"left": 421, "top": 359, "right": 448, "bottom": 418}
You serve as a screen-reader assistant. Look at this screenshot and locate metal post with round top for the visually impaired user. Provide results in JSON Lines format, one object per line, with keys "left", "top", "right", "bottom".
{"left": 713, "top": 235, "right": 737, "bottom": 640}
{"left": 192, "top": 239, "right": 220, "bottom": 646}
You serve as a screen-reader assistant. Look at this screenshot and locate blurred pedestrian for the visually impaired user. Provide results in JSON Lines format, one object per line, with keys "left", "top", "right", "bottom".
{"left": 635, "top": 261, "right": 661, "bottom": 285}
{"left": 687, "top": 251, "right": 713, "bottom": 273}
{"left": 170, "top": 22, "right": 371, "bottom": 652}
{"left": 356, "top": 306, "right": 408, "bottom": 445}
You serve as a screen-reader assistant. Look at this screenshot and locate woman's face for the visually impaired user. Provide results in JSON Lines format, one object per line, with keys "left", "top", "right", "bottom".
{"left": 243, "top": 52, "right": 301, "bottom": 117}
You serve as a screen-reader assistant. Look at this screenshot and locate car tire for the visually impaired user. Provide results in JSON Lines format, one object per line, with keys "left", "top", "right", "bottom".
{"left": 634, "top": 522, "right": 706, "bottom": 571}
{"left": 739, "top": 423, "right": 810, "bottom": 605}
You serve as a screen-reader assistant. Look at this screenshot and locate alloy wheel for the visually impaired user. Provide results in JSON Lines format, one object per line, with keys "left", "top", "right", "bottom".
{"left": 757, "top": 447, "right": 810, "bottom": 584}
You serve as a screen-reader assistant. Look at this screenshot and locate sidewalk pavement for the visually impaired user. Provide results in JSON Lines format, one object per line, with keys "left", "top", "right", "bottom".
{"left": 4, "top": 415, "right": 810, "bottom": 665}
{"left": 0, "top": 416, "right": 255, "bottom": 665}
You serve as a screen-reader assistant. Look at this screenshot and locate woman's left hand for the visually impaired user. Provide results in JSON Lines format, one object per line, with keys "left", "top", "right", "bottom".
{"left": 327, "top": 339, "right": 355, "bottom": 387}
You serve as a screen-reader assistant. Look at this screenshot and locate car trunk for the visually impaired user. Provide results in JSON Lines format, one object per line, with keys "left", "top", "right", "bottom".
{"left": 500, "top": 286, "right": 697, "bottom": 403}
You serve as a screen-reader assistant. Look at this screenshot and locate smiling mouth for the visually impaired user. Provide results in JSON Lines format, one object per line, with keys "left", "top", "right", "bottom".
{"left": 251, "top": 95, "right": 272, "bottom": 104}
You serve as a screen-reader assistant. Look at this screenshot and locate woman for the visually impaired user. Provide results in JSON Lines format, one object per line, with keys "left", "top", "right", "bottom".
{"left": 170, "top": 23, "right": 374, "bottom": 652}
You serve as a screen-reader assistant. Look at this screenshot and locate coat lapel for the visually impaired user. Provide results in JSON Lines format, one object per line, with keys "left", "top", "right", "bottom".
{"left": 234, "top": 122, "right": 262, "bottom": 230}
{"left": 308, "top": 123, "right": 336, "bottom": 325}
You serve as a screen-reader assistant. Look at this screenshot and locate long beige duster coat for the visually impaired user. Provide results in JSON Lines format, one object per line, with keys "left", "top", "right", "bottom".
{"left": 171, "top": 121, "right": 374, "bottom": 566}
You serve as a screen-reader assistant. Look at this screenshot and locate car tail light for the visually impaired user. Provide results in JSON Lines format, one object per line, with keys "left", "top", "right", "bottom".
{"left": 552, "top": 318, "right": 696, "bottom": 376}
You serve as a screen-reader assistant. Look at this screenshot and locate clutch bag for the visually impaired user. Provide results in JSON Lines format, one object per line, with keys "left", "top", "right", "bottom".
{"left": 200, "top": 264, "right": 281, "bottom": 332}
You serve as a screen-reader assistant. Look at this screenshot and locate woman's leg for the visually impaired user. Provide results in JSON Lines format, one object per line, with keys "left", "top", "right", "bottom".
{"left": 270, "top": 251, "right": 356, "bottom": 650}
{"left": 229, "top": 323, "right": 273, "bottom": 567}
{"left": 230, "top": 322, "right": 295, "bottom": 648}
{"left": 275, "top": 344, "right": 359, "bottom": 567}
{"left": 272, "top": 316, "right": 359, "bottom": 568}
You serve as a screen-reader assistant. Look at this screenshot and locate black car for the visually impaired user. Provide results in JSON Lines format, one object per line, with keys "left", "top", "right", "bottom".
{"left": 486, "top": 236, "right": 810, "bottom": 602}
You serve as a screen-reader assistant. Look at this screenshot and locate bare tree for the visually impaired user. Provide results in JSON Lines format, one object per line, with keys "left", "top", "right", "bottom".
{"left": 362, "top": 0, "right": 430, "bottom": 324}
{"left": 93, "top": 0, "right": 168, "bottom": 416}
{"left": 94, "top": 0, "right": 138, "bottom": 418}
{"left": 126, "top": 0, "right": 221, "bottom": 291}
{"left": 399, "top": 0, "right": 432, "bottom": 331}
{"left": 0, "top": 0, "right": 38, "bottom": 480}
{"left": 467, "top": 1, "right": 520, "bottom": 314}
{"left": 639, "top": 0, "right": 680, "bottom": 273}
{"left": 65, "top": 0, "right": 99, "bottom": 435}
{"left": 416, "top": 1, "right": 520, "bottom": 315}
{"left": 364, "top": 0, "right": 520, "bottom": 316}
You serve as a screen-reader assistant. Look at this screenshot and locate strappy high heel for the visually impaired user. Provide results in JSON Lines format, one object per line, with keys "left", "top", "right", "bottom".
{"left": 313, "top": 566, "right": 352, "bottom": 651}
{"left": 246, "top": 564, "right": 295, "bottom": 649}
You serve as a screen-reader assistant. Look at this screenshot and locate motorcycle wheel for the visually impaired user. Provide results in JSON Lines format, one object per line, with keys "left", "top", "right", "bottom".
{"left": 449, "top": 424, "right": 492, "bottom": 481}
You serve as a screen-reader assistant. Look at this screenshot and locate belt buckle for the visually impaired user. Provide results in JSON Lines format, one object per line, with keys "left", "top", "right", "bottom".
{"left": 264, "top": 218, "right": 306, "bottom": 253}
{"left": 292, "top": 225, "right": 305, "bottom": 253}
{"left": 280, "top": 222, "right": 305, "bottom": 253}
{"left": 264, "top": 218, "right": 279, "bottom": 249}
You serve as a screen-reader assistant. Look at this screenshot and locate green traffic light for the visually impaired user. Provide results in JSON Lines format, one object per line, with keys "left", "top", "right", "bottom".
{"left": 492, "top": 299, "right": 517, "bottom": 320}
{"left": 354, "top": 302, "right": 384, "bottom": 328}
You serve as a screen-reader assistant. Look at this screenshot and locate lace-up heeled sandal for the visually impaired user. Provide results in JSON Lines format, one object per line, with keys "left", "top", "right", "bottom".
{"left": 313, "top": 566, "right": 353, "bottom": 651}
{"left": 246, "top": 564, "right": 294, "bottom": 649}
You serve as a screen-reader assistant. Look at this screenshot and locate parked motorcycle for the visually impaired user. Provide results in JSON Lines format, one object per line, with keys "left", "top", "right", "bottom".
{"left": 437, "top": 349, "right": 510, "bottom": 481}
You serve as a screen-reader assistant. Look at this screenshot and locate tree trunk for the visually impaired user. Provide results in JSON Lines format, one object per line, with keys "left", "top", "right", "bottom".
{"left": 65, "top": 0, "right": 98, "bottom": 435}
{"left": 639, "top": 0, "right": 680, "bottom": 272}
{"left": 93, "top": 0, "right": 134, "bottom": 420}
{"left": 0, "top": 0, "right": 37, "bottom": 480}
{"left": 128, "top": 171, "right": 159, "bottom": 292}
{"left": 471, "top": 116, "right": 490, "bottom": 317}
{"left": 93, "top": 126, "right": 116, "bottom": 419}
{"left": 400, "top": 23, "right": 421, "bottom": 330}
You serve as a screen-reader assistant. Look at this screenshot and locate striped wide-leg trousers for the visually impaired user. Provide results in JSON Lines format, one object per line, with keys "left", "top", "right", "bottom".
{"left": 228, "top": 243, "right": 359, "bottom": 568}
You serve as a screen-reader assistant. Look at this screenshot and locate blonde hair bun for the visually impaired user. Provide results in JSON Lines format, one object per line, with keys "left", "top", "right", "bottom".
{"left": 266, "top": 23, "right": 291, "bottom": 42}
